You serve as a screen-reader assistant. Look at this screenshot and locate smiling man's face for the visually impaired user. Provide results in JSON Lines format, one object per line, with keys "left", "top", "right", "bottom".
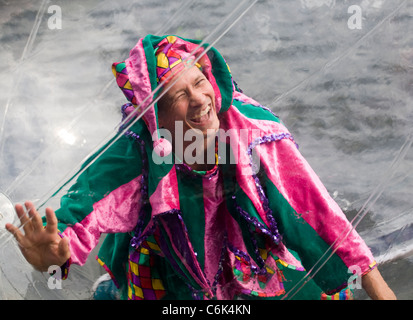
{"left": 157, "top": 66, "right": 220, "bottom": 168}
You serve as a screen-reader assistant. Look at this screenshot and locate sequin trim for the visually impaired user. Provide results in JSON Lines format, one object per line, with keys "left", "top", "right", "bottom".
{"left": 245, "top": 132, "right": 299, "bottom": 246}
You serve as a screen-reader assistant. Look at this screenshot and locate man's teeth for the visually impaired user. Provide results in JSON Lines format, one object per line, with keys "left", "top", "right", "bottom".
{"left": 199, "top": 106, "right": 210, "bottom": 117}
{"left": 192, "top": 106, "right": 210, "bottom": 120}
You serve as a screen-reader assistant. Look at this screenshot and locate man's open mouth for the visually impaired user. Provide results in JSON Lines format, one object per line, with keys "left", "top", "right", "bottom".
{"left": 189, "top": 105, "right": 211, "bottom": 124}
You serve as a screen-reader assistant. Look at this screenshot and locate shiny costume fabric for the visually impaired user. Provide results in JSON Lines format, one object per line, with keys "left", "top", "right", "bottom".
{"left": 54, "top": 35, "right": 376, "bottom": 300}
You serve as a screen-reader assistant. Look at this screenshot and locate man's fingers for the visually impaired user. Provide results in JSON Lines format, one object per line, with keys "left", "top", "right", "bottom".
{"left": 26, "top": 202, "right": 43, "bottom": 231}
{"left": 58, "top": 237, "right": 71, "bottom": 261}
{"left": 14, "top": 203, "right": 30, "bottom": 228}
{"left": 15, "top": 202, "right": 38, "bottom": 232}
{"left": 5, "top": 223, "right": 26, "bottom": 247}
{"left": 44, "top": 207, "right": 58, "bottom": 234}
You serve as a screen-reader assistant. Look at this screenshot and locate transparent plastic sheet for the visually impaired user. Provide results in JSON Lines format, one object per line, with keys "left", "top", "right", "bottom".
{"left": 0, "top": 0, "right": 412, "bottom": 300}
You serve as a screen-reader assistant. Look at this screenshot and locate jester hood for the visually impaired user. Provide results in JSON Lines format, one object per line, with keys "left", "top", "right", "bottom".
{"left": 55, "top": 35, "right": 376, "bottom": 300}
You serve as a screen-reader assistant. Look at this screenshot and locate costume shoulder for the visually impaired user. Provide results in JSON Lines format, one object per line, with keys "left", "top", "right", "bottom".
{"left": 219, "top": 91, "right": 288, "bottom": 144}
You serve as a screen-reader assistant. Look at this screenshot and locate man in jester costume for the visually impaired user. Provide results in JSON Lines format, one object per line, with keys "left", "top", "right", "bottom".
{"left": 6, "top": 35, "right": 395, "bottom": 300}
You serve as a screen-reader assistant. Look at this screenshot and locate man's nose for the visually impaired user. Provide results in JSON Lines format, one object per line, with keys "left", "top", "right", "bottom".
{"left": 188, "top": 90, "right": 205, "bottom": 107}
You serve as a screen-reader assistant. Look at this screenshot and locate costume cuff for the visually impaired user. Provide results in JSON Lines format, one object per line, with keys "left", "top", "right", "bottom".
{"left": 57, "top": 231, "right": 71, "bottom": 280}
{"left": 362, "top": 261, "right": 378, "bottom": 276}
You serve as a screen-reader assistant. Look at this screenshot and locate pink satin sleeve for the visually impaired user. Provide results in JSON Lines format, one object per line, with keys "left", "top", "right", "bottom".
{"left": 62, "top": 175, "right": 143, "bottom": 265}
{"left": 258, "top": 131, "right": 376, "bottom": 274}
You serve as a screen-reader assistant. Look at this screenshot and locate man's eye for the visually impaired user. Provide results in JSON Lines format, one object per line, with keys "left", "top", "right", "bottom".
{"left": 175, "top": 92, "right": 186, "bottom": 100}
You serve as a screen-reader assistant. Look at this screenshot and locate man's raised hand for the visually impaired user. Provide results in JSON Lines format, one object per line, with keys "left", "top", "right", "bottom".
{"left": 5, "top": 201, "right": 70, "bottom": 272}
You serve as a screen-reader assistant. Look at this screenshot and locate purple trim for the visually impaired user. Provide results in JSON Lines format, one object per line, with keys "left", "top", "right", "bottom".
{"left": 211, "top": 237, "right": 227, "bottom": 289}
{"left": 157, "top": 210, "right": 206, "bottom": 281}
{"left": 129, "top": 209, "right": 193, "bottom": 284}
{"left": 227, "top": 242, "right": 267, "bottom": 276}
{"left": 244, "top": 132, "right": 299, "bottom": 246}
{"left": 232, "top": 196, "right": 279, "bottom": 244}
{"left": 121, "top": 102, "right": 133, "bottom": 115}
